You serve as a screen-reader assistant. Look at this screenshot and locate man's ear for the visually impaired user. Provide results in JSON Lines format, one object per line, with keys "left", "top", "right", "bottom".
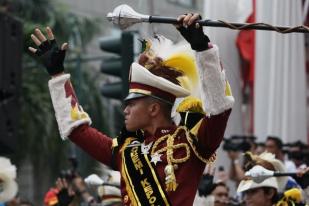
{"left": 148, "top": 102, "right": 161, "bottom": 117}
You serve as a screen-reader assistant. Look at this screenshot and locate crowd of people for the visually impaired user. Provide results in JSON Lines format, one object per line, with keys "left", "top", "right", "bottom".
{"left": 0, "top": 157, "right": 122, "bottom": 206}
{"left": 194, "top": 136, "right": 309, "bottom": 206}
{"left": 1, "top": 136, "right": 308, "bottom": 205}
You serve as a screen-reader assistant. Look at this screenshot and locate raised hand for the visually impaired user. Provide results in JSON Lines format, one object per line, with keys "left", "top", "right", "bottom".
{"left": 176, "top": 13, "right": 210, "bottom": 51}
{"left": 55, "top": 178, "right": 75, "bottom": 206}
{"left": 28, "top": 27, "right": 68, "bottom": 76}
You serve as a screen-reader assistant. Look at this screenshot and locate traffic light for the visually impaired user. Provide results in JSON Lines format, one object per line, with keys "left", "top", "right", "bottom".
{"left": 99, "top": 31, "right": 138, "bottom": 100}
{"left": 0, "top": 12, "right": 23, "bottom": 154}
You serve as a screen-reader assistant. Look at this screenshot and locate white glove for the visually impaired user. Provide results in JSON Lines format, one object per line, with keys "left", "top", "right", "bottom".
{"left": 84, "top": 174, "right": 104, "bottom": 186}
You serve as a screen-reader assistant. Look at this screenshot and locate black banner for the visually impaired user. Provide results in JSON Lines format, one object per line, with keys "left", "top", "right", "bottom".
{"left": 122, "top": 140, "right": 171, "bottom": 206}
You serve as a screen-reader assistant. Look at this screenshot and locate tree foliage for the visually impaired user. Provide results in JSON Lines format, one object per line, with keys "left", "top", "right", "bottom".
{"left": 5, "top": 0, "right": 106, "bottom": 177}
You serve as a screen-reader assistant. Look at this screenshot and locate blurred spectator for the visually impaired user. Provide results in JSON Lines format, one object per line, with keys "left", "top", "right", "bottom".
{"left": 195, "top": 182, "right": 229, "bottom": 206}
{"left": 217, "top": 166, "right": 229, "bottom": 183}
{"left": 224, "top": 135, "right": 258, "bottom": 185}
{"left": 294, "top": 166, "right": 309, "bottom": 199}
{"left": 194, "top": 165, "right": 231, "bottom": 206}
{"left": 237, "top": 152, "right": 286, "bottom": 205}
{"left": 223, "top": 135, "right": 257, "bottom": 154}
{"left": 211, "top": 182, "right": 229, "bottom": 206}
{"left": 99, "top": 170, "right": 121, "bottom": 205}
{"left": 244, "top": 152, "right": 301, "bottom": 193}
{"left": 44, "top": 174, "right": 95, "bottom": 206}
{"left": 228, "top": 151, "right": 245, "bottom": 185}
{"left": 287, "top": 141, "right": 308, "bottom": 170}
{"left": 71, "top": 176, "right": 95, "bottom": 204}
{"left": 44, "top": 188, "right": 59, "bottom": 206}
{"left": 19, "top": 200, "right": 34, "bottom": 206}
{"left": 0, "top": 0, "right": 8, "bottom": 12}
{"left": 237, "top": 166, "right": 279, "bottom": 206}
{"left": 84, "top": 170, "right": 122, "bottom": 206}
{"left": 0, "top": 157, "right": 18, "bottom": 203}
{"left": 97, "top": 184, "right": 122, "bottom": 206}
{"left": 238, "top": 163, "right": 306, "bottom": 206}
{"left": 255, "top": 142, "right": 265, "bottom": 155}
{"left": 265, "top": 136, "right": 297, "bottom": 173}
{"left": 2, "top": 197, "right": 20, "bottom": 206}
{"left": 226, "top": 136, "right": 302, "bottom": 195}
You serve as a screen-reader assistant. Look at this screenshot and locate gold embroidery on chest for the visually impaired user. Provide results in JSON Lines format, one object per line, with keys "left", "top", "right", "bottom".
{"left": 150, "top": 126, "right": 190, "bottom": 192}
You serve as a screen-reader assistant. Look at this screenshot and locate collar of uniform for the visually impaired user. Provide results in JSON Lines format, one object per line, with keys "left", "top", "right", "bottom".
{"left": 143, "top": 125, "right": 177, "bottom": 144}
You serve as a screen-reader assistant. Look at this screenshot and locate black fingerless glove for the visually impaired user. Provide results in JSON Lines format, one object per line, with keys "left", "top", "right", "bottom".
{"left": 177, "top": 15, "right": 210, "bottom": 51}
{"left": 198, "top": 174, "right": 214, "bottom": 197}
{"left": 57, "top": 188, "right": 74, "bottom": 206}
{"left": 35, "top": 39, "right": 65, "bottom": 76}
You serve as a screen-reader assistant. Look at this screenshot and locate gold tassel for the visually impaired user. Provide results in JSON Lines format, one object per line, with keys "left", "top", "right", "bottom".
{"left": 164, "top": 165, "right": 178, "bottom": 192}
{"left": 151, "top": 127, "right": 191, "bottom": 192}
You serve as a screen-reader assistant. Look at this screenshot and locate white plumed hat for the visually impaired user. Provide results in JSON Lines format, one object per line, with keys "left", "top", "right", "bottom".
{"left": 125, "top": 35, "right": 200, "bottom": 105}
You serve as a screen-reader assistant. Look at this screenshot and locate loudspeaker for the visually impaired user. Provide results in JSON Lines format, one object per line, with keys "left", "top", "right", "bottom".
{"left": 0, "top": 12, "right": 22, "bottom": 154}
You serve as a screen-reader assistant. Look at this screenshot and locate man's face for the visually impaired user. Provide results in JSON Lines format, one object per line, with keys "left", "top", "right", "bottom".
{"left": 123, "top": 98, "right": 152, "bottom": 131}
{"left": 212, "top": 185, "right": 229, "bottom": 206}
{"left": 243, "top": 188, "right": 272, "bottom": 206}
{"left": 256, "top": 145, "right": 266, "bottom": 155}
{"left": 265, "top": 140, "right": 279, "bottom": 156}
{"left": 289, "top": 146, "right": 303, "bottom": 166}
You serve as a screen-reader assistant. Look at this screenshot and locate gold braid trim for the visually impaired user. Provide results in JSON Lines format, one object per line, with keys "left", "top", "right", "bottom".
{"left": 120, "top": 137, "right": 140, "bottom": 206}
{"left": 151, "top": 126, "right": 190, "bottom": 192}
{"left": 184, "top": 128, "right": 217, "bottom": 164}
{"left": 143, "top": 154, "right": 171, "bottom": 205}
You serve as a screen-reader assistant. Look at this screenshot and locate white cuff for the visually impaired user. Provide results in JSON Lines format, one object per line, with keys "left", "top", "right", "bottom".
{"left": 48, "top": 74, "right": 91, "bottom": 140}
{"left": 196, "top": 45, "right": 234, "bottom": 115}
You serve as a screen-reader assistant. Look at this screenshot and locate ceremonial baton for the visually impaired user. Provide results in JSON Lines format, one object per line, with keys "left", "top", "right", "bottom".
{"left": 245, "top": 165, "right": 309, "bottom": 183}
{"left": 107, "top": 4, "right": 309, "bottom": 33}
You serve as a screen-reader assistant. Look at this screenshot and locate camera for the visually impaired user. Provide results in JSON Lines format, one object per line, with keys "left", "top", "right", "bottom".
{"left": 283, "top": 141, "right": 309, "bottom": 163}
{"left": 59, "top": 169, "right": 77, "bottom": 181}
{"left": 59, "top": 156, "right": 78, "bottom": 182}
{"left": 223, "top": 135, "right": 255, "bottom": 152}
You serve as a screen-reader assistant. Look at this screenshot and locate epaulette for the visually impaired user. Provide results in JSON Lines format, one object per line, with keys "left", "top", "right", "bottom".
{"left": 177, "top": 96, "right": 205, "bottom": 135}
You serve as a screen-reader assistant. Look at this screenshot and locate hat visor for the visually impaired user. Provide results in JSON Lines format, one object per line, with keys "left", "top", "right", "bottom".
{"left": 124, "top": 93, "right": 148, "bottom": 102}
{"left": 124, "top": 92, "right": 174, "bottom": 105}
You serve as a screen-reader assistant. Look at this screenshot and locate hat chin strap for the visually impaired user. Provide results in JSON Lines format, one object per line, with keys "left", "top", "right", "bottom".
{"left": 148, "top": 94, "right": 174, "bottom": 105}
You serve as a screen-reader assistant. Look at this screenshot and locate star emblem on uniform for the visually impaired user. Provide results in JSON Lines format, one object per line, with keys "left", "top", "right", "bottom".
{"left": 141, "top": 142, "right": 153, "bottom": 155}
{"left": 161, "top": 129, "right": 170, "bottom": 134}
{"left": 151, "top": 153, "right": 162, "bottom": 165}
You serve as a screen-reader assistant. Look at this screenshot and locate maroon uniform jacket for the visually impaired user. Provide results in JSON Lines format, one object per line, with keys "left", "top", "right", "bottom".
{"left": 69, "top": 109, "right": 231, "bottom": 205}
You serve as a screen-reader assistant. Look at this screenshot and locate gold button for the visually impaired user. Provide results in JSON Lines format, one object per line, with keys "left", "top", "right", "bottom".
{"left": 123, "top": 195, "right": 129, "bottom": 203}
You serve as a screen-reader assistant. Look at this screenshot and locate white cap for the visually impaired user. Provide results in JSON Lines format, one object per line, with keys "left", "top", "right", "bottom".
{"left": 257, "top": 152, "right": 288, "bottom": 193}
{"left": 125, "top": 63, "right": 190, "bottom": 104}
{"left": 237, "top": 176, "right": 279, "bottom": 193}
